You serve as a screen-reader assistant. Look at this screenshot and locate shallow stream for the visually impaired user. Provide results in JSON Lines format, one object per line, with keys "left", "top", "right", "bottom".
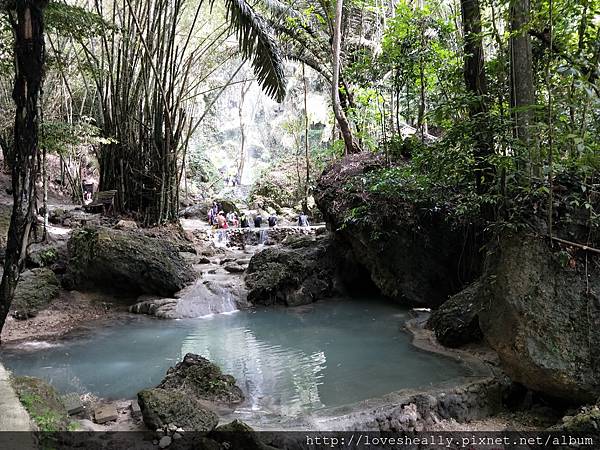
{"left": 1, "top": 298, "right": 468, "bottom": 425}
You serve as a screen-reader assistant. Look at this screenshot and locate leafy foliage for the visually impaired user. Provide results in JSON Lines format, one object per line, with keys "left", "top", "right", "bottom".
{"left": 220, "top": 0, "right": 287, "bottom": 102}
{"left": 41, "top": 118, "right": 110, "bottom": 156}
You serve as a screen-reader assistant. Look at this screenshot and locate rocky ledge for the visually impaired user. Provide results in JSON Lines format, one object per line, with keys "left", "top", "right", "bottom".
{"left": 244, "top": 234, "right": 342, "bottom": 306}
{"left": 64, "top": 227, "right": 195, "bottom": 297}
{"left": 314, "top": 153, "right": 479, "bottom": 307}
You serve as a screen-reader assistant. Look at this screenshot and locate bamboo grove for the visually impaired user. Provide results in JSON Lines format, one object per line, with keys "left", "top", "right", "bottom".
{"left": 0, "top": 0, "right": 598, "bottom": 224}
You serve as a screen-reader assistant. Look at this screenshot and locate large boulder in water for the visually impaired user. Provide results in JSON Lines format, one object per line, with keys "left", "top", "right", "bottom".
{"left": 428, "top": 279, "right": 484, "bottom": 348}
{"left": 11, "top": 268, "right": 60, "bottom": 319}
{"left": 157, "top": 353, "right": 244, "bottom": 406}
{"left": 66, "top": 227, "right": 195, "bottom": 297}
{"left": 314, "top": 153, "right": 479, "bottom": 306}
{"left": 478, "top": 234, "right": 600, "bottom": 403}
{"left": 244, "top": 234, "right": 339, "bottom": 306}
{"left": 137, "top": 388, "right": 218, "bottom": 431}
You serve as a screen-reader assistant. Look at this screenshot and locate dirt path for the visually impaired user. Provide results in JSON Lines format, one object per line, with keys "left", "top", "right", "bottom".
{"left": 1, "top": 290, "right": 127, "bottom": 345}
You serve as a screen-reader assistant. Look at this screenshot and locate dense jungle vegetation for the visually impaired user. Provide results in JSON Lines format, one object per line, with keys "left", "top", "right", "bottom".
{"left": 0, "top": 0, "right": 598, "bottom": 332}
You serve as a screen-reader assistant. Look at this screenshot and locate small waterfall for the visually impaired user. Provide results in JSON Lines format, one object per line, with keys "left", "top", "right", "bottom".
{"left": 212, "top": 229, "right": 229, "bottom": 247}
{"left": 258, "top": 229, "right": 269, "bottom": 245}
{"left": 175, "top": 279, "right": 239, "bottom": 318}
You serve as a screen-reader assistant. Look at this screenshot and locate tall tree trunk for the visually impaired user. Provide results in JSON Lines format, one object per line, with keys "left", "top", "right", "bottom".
{"left": 510, "top": 0, "right": 538, "bottom": 177}
{"left": 332, "top": 0, "right": 360, "bottom": 154}
{"left": 461, "top": 0, "right": 494, "bottom": 195}
{"left": 0, "top": 0, "right": 47, "bottom": 339}
{"left": 302, "top": 63, "right": 310, "bottom": 209}
{"left": 237, "top": 81, "right": 250, "bottom": 184}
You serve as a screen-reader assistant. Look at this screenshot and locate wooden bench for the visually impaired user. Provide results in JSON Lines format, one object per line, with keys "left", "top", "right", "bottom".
{"left": 84, "top": 190, "right": 117, "bottom": 215}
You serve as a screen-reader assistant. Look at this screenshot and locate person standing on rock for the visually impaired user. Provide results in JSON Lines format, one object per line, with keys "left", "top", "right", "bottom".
{"left": 268, "top": 213, "right": 277, "bottom": 227}
{"left": 254, "top": 215, "right": 263, "bottom": 228}
{"left": 240, "top": 213, "right": 249, "bottom": 228}
{"left": 298, "top": 212, "right": 310, "bottom": 227}
{"left": 217, "top": 211, "right": 228, "bottom": 229}
{"left": 210, "top": 202, "right": 219, "bottom": 223}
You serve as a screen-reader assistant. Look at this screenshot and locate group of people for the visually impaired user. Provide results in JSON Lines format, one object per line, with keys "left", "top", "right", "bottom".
{"left": 238, "top": 212, "right": 278, "bottom": 228}
{"left": 208, "top": 202, "right": 238, "bottom": 229}
{"left": 208, "top": 201, "right": 311, "bottom": 229}
{"left": 224, "top": 174, "right": 240, "bottom": 187}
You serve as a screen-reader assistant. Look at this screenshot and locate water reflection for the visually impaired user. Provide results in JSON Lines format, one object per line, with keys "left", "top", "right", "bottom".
{"left": 1, "top": 298, "right": 468, "bottom": 422}
{"left": 180, "top": 323, "right": 326, "bottom": 416}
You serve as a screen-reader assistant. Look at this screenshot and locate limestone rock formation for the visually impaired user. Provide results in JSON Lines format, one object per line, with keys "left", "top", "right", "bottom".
{"left": 11, "top": 268, "right": 60, "bottom": 319}
{"left": 478, "top": 234, "right": 600, "bottom": 403}
{"left": 137, "top": 388, "right": 218, "bottom": 431}
{"left": 66, "top": 227, "right": 195, "bottom": 297}
{"left": 157, "top": 353, "right": 244, "bottom": 406}
{"left": 427, "top": 280, "right": 484, "bottom": 347}
{"left": 315, "top": 153, "right": 477, "bottom": 306}
{"left": 244, "top": 234, "right": 339, "bottom": 306}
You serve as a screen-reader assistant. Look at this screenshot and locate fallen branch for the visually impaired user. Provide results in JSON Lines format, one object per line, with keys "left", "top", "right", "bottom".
{"left": 548, "top": 235, "right": 600, "bottom": 255}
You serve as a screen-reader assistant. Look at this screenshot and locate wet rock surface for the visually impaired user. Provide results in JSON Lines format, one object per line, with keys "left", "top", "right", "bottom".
{"left": 244, "top": 234, "right": 340, "bottom": 306}
{"left": 318, "top": 377, "right": 509, "bottom": 431}
{"left": 428, "top": 280, "right": 484, "bottom": 348}
{"left": 65, "top": 227, "right": 195, "bottom": 297}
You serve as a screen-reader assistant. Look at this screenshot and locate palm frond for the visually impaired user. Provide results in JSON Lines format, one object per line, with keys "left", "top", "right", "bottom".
{"left": 221, "top": 0, "right": 286, "bottom": 102}
{"left": 259, "top": 0, "right": 299, "bottom": 20}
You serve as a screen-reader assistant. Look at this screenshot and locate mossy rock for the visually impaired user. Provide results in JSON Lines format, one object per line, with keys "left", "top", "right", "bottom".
{"left": 66, "top": 227, "right": 195, "bottom": 297}
{"left": 158, "top": 353, "right": 244, "bottom": 405}
{"left": 244, "top": 235, "right": 337, "bottom": 306}
{"left": 428, "top": 280, "right": 484, "bottom": 348}
{"left": 557, "top": 407, "right": 600, "bottom": 434}
{"left": 27, "top": 242, "right": 64, "bottom": 268}
{"left": 478, "top": 234, "right": 600, "bottom": 403}
{"left": 213, "top": 199, "right": 239, "bottom": 215}
{"left": 552, "top": 405, "right": 600, "bottom": 443}
{"left": 11, "top": 268, "right": 60, "bottom": 319}
{"left": 137, "top": 388, "right": 218, "bottom": 431}
{"left": 11, "top": 376, "right": 70, "bottom": 432}
{"left": 211, "top": 420, "right": 276, "bottom": 450}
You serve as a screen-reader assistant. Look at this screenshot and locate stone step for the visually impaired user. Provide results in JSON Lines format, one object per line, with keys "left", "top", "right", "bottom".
{"left": 94, "top": 405, "right": 118, "bottom": 424}
{"left": 61, "top": 393, "right": 84, "bottom": 416}
{"left": 130, "top": 400, "right": 142, "bottom": 418}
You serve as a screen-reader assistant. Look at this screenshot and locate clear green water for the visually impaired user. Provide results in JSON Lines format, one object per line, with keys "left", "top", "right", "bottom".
{"left": 1, "top": 298, "right": 467, "bottom": 419}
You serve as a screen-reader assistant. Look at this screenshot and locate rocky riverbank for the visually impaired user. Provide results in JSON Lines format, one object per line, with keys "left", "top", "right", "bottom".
{"left": 310, "top": 152, "right": 600, "bottom": 435}
{"left": 3, "top": 170, "right": 598, "bottom": 440}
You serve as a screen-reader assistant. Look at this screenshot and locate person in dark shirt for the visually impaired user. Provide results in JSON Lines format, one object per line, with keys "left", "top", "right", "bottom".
{"left": 240, "top": 213, "right": 249, "bottom": 228}
{"left": 254, "top": 215, "right": 263, "bottom": 228}
{"left": 298, "top": 212, "right": 310, "bottom": 227}
{"left": 268, "top": 214, "right": 277, "bottom": 227}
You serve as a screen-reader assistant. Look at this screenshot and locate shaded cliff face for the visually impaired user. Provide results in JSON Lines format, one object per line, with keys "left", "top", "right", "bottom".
{"left": 477, "top": 234, "right": 600, "bottom": 404}
{"left": 314, "top": 153, "right": 480, "bottom": 306}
